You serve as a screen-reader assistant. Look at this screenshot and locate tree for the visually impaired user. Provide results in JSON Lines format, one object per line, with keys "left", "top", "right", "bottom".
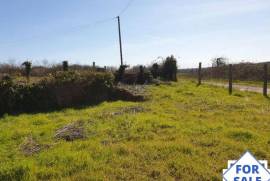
{"left": 62, "top": 61, "right": 69, "bottom": 71}
{"left": 151, "top": 63, "right": 159, "bottom": 79}
{"left": 161, "top": 55, "right": 178, "bottom": 81}
{"left": 137, "top": 65, "right": 145, "bottom": 84}
{"left": 22, "top": 61, "right": 32, "bottom": 83}
{"left": 114, "top": 65, "right": 128, "bottom": 83}
{"left": 212, "top": 57, "right": 227, "bottom": 67}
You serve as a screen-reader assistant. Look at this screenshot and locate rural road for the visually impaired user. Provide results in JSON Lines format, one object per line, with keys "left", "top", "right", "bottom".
{"left": 205, "top": 82, "right": 264, "bottom": 94}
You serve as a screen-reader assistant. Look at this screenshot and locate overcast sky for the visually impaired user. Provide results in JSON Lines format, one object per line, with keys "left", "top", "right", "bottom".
{"left": 0, "top": 0, "right": 270, "bottom": 68}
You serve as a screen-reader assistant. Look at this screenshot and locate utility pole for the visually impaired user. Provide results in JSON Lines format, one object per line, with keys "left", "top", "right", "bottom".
{"left": 117, "top": 16, "right": 124, "bottom": 66}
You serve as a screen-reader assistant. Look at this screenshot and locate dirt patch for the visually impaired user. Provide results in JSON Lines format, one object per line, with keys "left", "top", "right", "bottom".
{"left": 111, "top": 84, "right": 147, "bottom": 102}
{"left": 117, "top": 84, "right": 146, "bottom": 94}
{"left": 20, "top": 136, "right": 43, "bottom": 156}
{"left": 54, "top": 121, "right": 86, "bottom": 141}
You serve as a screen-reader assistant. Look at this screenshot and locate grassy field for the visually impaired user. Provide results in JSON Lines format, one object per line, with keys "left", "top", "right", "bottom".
{"left": 1, "top": 79, "right": 270, "bottom": 180}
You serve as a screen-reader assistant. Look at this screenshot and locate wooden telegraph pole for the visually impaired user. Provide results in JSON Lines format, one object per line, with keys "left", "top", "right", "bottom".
{"left": 117, "top": 16, "right": 124, "bottom": 66}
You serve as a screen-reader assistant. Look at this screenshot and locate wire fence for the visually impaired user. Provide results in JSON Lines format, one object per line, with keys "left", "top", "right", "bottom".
{"left": 180, "top": 62, "right": 270, "bottom": 97}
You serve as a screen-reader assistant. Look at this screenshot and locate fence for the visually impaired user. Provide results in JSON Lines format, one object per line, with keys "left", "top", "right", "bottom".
{"left": 180, "top": 62, "right": 269, "bottom": 97}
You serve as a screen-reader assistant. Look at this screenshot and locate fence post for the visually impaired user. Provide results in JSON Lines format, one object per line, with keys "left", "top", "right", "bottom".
{"left": 198, "top": 62, "right": 202, "bottom": 86}
{"left": 263, "top": 63, "right": 268, "bottom": 97}
{"left": 229, "top": 64, "right": 232, "bottom": 95}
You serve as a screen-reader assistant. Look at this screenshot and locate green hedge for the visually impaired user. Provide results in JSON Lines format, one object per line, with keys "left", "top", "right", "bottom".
{"left": 0, "top": 71, "right": 114, "bottom": 115}
{"left": 161, "top": 56, "right": 178, "bottom": 81}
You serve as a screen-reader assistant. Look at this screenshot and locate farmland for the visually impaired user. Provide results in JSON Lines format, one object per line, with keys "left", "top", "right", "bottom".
{"left": 0, "top": 79, "right": 270, "bottom": 180}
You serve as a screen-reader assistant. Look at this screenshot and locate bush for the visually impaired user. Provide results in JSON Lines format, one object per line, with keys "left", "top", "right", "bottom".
{"left": 114, "top": 65, "right": 128, "bottom": 83}
{"left": 137, "top": 66, "right": 145, "bottom": 84}
{"left": 62, "top": 61, "right": 69, "bottom": 71}
{"left": 0, "top": 76, "right": 17, "bottom": 114}
{"left": 212, "top": 57, "right": 227, "bottom": 67}
{"left": 118, "top": 66, "right": 153, "bottom": 85}
{"left": 144, "top": 70, "right": 153, "bottom": 84}
{"left": 0, "top": 71, "right": 114, "bottom": 115}
{"left": 121, "top": 72, "right": 137, "bottom": 84}
{"left": 161, "top": 55, "right": 178, "bottom": 81}
{"left": 22, "top": 61, "right": 32, "bottom": 82}
{"left": 0, "top": 64, "right": 21, "bottom": 77}
{"left": 151, "top": 63, "right": 159, "bottom": 79}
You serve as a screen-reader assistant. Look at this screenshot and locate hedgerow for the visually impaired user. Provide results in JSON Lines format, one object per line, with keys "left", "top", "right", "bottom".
{"left": 0, "top": 71, "right": 114, "bottom": 115}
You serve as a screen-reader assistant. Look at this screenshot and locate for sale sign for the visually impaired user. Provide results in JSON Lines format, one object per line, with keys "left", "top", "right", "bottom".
{"left": 223, "top": 151, "right": 270, "bottom": 181}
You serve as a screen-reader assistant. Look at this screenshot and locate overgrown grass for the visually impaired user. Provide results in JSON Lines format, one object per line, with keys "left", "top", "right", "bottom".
{"left": 0, "top": 79, "right": 270, "bottom": 180}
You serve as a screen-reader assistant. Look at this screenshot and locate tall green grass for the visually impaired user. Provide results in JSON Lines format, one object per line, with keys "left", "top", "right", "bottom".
{"left": 0, "top": 79, "right": 270, "bottom": 180}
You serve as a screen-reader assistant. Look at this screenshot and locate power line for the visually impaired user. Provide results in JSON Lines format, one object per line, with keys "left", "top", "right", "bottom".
{"left": 0, "top": 17, "right": 115, "bottom": 48}
{"left": 115, "top": 0, "right": 135, "bottom": 66}
{"left": 0, "top": 0, "right": 135, "bottom": 48}
{"left": 117, "top": 0, "right": 135, "bottom": 16}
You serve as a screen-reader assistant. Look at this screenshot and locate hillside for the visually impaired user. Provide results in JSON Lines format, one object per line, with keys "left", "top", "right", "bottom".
{"left": 0, "top": 79, "right": 270, "bottom": 180}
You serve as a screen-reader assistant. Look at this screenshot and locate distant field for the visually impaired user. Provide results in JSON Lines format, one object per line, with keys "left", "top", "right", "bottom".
{"left": 1, "top": 79, "right": 270, "bottom": 180}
